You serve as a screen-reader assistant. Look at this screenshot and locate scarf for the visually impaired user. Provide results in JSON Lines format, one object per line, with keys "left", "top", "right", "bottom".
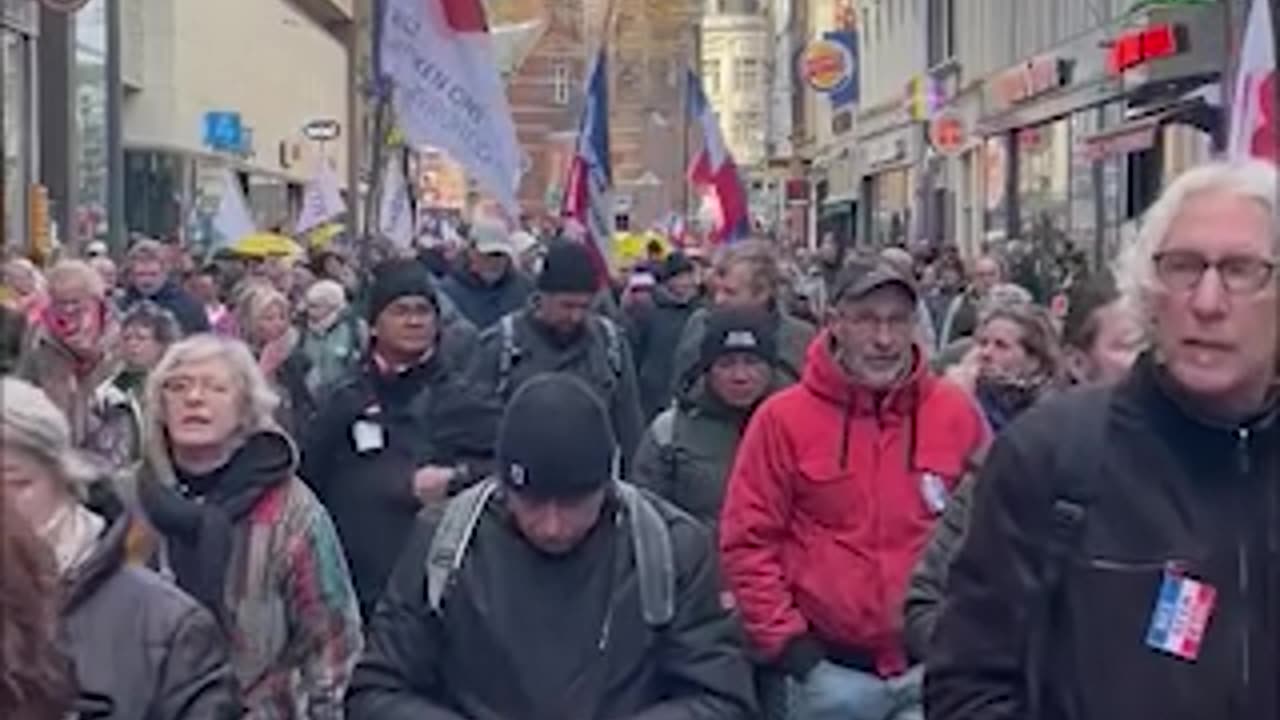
{"left": 976, "top": 369, "right": 1054, "bottom": 434}
{"left": 39, "top": 503, "right": 105, "bottom": 576}
{"left": 137, "top": 432, "right": 293, "bottom": 625}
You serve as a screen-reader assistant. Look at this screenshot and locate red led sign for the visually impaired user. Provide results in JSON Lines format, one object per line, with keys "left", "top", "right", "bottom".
{"left": 1107, "top": 24, "right": 1185, "bottom": 76}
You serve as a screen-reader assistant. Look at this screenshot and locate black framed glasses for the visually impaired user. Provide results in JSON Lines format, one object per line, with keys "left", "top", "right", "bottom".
{"left": 1152, "top": 250, "right": 1278, "bottom": 296}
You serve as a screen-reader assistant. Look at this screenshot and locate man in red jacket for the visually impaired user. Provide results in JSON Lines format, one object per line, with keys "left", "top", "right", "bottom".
{"left": 720, "top": 258, "right": 987, "bottom": 720}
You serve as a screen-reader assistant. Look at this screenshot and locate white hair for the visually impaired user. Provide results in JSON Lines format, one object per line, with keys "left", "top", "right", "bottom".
{"left": 304, "top": 279, "right": 347, "bottom": 309}
{"left": 45, "top": 259, "right": 106, "bottom": 301}
{"left": 1115, "top": 160, "right": 1278, "bottom": 321}
{"left": 0, "top": 378, "right": 97, "bottom": 498}
{"left": 143, "top": 335, "right": 281, "bottom": 475}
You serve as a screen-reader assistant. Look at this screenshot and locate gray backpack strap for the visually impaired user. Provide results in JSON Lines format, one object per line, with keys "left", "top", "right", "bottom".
{"left": 597, "top": 316, "right": 623, "bottom": 379}
{"left": 427, "top": 479, "right": 499, "bottom": 614}
{"left": 496, "top": 315, "right": 518, "bottom": 397}
{"left": 650, "top": 408, "right": 677, "bottom": 449}
{"left": 617, "top": 482, "right": 675, "bottom": 626}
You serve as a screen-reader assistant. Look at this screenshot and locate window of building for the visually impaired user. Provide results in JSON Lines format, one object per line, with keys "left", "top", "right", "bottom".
{"left": 927, "top": 0, "right": 955, "bottom": 66}
{"left": 703, "top": 58, "right": 721, "bottom": 94}
{"left": 734, "top": 57, "right": 760, "bottom": 91}
{"left": 553, "top": 62, "right": 571, "bottom": 105}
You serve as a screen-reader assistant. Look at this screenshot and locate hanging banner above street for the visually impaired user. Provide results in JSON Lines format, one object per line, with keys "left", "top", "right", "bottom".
{"left": 380, "top": 0, "right": 522, "bottom": 215}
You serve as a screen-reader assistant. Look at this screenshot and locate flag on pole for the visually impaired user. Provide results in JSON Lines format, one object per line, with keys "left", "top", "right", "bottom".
{"left": 378, "top": 155, "right": 416, "bottom": 250}
{"left": 212, "top": 170, "right": 255, "bottom": 248}
{"left": 296, "top": 162, "right": 348, "bottom": 235}
{"left": 1227, "top": 0, "right": 1277, "bottom": 161}
{"left": 561, "top": 50, "right": 614, "bottom": 281}
{"left": 380, "top": 0, "right": 522, "bottom": 214}
{"left": 686, "top": 70, "right": 749, "bottom": 244}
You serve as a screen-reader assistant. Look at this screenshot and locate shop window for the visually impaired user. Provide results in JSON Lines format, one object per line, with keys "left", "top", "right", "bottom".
{"left": 927, "top": 0, "right": 955, "bottom": 67}
{"left": 1125, "top": 146, "right": 1161, "bottom": 220}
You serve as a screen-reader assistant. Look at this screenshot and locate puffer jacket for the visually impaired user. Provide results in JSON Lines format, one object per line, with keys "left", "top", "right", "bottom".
{"left": 719, "top": 331, "right": 987, "bottom": 678}
{"left": 62, "top": 513, "right": 240, "bottom": 719}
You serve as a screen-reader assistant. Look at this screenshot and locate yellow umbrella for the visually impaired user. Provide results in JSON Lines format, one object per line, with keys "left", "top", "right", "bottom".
{"left": 231, "top": 232, "right": 303, "bottom": 258}
{"left": 305, "top": 223, "right": 345, "bottom": 249}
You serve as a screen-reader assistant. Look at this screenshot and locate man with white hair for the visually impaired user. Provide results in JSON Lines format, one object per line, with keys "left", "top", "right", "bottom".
{"left": 439, "top": 219, "right": 534, "bottom": 330}
{"left": 926, "top": 160, "right": 1280, "bottom": 720}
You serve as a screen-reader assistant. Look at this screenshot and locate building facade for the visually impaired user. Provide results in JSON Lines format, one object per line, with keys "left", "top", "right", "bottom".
{"left": 1, "top": 0, "right": 37, "bottom": 253}
{"left": 122, "top": 0, "right": 353, "bottom": 245}
{"left": 930, "top": 0, "right": 1233, "bottom": 271}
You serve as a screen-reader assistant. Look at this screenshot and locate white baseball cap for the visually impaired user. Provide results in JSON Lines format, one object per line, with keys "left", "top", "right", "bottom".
{"left": 471, "top": 220, "right": 515, "bottom": 259}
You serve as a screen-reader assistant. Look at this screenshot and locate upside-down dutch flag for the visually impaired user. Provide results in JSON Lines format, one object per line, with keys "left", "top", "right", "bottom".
{"left": 561, "top": 51, "right": 614, "bottom": 284}
{"left": 687, "top": 70, "right": 749, "bottom": 244}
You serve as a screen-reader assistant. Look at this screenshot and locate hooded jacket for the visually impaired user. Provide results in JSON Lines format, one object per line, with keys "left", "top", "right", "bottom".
{"left": 627, "top": 285, "right": 702, "bottom": 420}
{"left": 925, "top": 355, "right": 1280, "bottom": 720}
{"left": 139, "top": 430, "right": 363, "bottom": 720}
{"left": 439, "top": 265, "right": 533, "bottom": 331}
{"left": 346, "top": 487, "right": 757, "bottom": 720}
{"left": 124, "top": 280, "right": 210, "bottom": 336}
{"left": 670, "top": 306, "right": 814, "bottom": 398}
{"left": 300, "top": 354, "right": 499, "bottom": 615}
{"left": 719, "top": 331, "right": 986, "bottom": 677}
{"left": 62, "top": 512, "right": 240, "bottom": 720}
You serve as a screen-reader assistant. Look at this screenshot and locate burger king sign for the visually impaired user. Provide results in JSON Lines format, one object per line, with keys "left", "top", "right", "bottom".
{"left": 800, "top": 32, "right": 859, "bottom": 107}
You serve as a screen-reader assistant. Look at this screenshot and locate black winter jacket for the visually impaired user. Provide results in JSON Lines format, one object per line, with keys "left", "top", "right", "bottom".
{"left": 925, "top": 355, "right": 1280, "bottom": 720}
{"left": 346, "top": 488, "right": 757, "bottom": 720}
{"left": 123, "top": 281, "right": 210, "bottom": 336}
{"left": 438, "top": 267, "right": 533, "bottom": 331}
{"left": 62, "top": 514, "right": 240, "bottom": 720}
{"left": 300, "top": 355, "right": 500, "bottom": 615}
{"left": 627, "top": 287, "right": 701, "bottom": 420}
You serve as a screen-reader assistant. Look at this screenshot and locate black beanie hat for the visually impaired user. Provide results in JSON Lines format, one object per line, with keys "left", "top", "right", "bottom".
{"left": 537, "top": 241, "right": 598, "bottom": 294}
{"left": 698, "top": 307, "right": 778, "bottom": 373}
{"left": 498, "top": 373, "right": 616, "bottom": 500}
{"left": 367, "top": 259, "right": 438, "bottom": 323}
{"left": 658, "top": 252, "right": 695, "bottom": 283}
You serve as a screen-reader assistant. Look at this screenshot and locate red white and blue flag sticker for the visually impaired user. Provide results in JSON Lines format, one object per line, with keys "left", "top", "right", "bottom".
{"left": 1145, "top": 570, "right": 1217, "bottom": 662}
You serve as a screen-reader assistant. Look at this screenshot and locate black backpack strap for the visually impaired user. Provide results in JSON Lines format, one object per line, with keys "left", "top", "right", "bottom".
{"left": 1026, "top": 386, "right": 1113, "bottom": 719}
{"left": 496, "top": 314, "right": 519, "bottom": 397}
{"left": 596, "top": 316, "right": 623, "bottom": 380}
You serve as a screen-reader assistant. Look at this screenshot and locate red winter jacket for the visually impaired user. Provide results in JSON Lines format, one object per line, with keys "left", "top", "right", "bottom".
{"left": 719, "top": 330, "right": 986, "bottom": 677}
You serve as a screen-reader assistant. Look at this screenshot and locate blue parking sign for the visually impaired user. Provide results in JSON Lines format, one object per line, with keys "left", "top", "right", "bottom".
{"left": 203, "top": 112, "right": 243, "bottom": 151}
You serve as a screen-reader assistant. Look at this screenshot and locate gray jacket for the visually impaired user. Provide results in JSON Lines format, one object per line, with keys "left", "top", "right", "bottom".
{"left": 62, "top": 515, "right": 240, "bottom": 720}
{"left": 902, "top": 474, "right": 975, "bottom": 662}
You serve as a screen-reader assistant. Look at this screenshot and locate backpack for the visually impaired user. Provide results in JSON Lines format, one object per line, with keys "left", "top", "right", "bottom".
{"left": 496, "top": 313, "right": 624, "bottom": 397}
{"left": 1025, "top": 386, "right": 1113, "bottom": 719}
{"left": 425, "top": 479, "right": 676, "bottom": 627}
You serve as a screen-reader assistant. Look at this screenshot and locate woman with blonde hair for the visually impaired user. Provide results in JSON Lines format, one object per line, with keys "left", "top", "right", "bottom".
{"left": 136, "top": 334, "right": 361, "bottom": 719}
{"left": 239, "top": 285, "right": 314, "bottom": 433}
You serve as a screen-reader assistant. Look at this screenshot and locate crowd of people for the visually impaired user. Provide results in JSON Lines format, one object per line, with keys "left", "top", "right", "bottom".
{"left": 0, "top": 158, "right": 1276, "bottom": 720}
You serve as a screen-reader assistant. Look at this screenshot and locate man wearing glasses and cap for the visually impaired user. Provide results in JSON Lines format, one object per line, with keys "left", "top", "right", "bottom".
{"left": 720, "top": 258, "right": 987, "bottom": 720}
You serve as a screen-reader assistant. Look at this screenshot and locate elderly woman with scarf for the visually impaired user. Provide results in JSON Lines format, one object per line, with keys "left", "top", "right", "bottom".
{"left": 1, "top": 377, "right": 239, "bottom": 719}
{"left": 299, "top": 279, "right": 366, "bottom": 396}
{"left": 241, "top": 286, "right": 315, "bottom": 435}
{"left": 137, "top": 334, "right": 362, "bottom": 720}
{"left": 18, "top": 260, "right": 121, "bottom": 449}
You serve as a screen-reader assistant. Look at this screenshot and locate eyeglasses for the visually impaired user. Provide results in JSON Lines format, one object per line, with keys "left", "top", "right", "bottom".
{"left": 1152, "top": 251, "right": 1277, "bottom": 296}
{"left": 161, "top": 375, "right": 235, "bottom": 400}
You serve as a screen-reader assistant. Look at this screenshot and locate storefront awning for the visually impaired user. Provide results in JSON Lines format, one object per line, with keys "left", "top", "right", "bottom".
{"left": 1081, "top": 117, "right": 1162, "bottom": 161}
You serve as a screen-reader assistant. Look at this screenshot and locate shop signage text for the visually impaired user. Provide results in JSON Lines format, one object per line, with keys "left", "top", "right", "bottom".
{"left": 866, "top": 137, "right": 907, "bottom": 170}
{"left": 988, "top": 56, "right": 1073, "bottom": 112}
{"left": 1106, "top": 24, "right": 1186, "bottom": 76}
